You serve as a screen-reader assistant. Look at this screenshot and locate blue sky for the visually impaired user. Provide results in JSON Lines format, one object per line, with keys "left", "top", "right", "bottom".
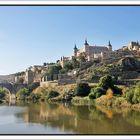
{"left": 0, "top": 6, "right": 140, "bottom": 75}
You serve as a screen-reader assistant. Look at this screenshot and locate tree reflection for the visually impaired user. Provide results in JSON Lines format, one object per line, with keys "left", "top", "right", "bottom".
{"left": 15, "top": 102, "right": 140, "bottom": 134}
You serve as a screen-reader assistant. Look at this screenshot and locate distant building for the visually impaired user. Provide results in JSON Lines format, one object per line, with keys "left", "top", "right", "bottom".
{"left": 25, "top": 69, "right": 34, "bottom": 84}
{"left": 14, "top": 75, "right": 24, "bottom": 83}
{"left": 128, "top": 41, "right": 140, "bottom": 51}
{"left": 121, "top": 41, "right": 140, "bottom": 57}
{"left": 14, "top": 72, "right": 25, "bottom": 83}
{"left": 29, "top": 65, "right": 48, "bottom": 74}
{"left": 59, "top": 56, "right": 72, "bottom": 68}
{"left": 73, "top": 39, "right": 112, "bottom": 61}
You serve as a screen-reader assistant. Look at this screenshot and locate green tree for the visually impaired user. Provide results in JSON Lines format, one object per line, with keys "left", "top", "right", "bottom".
{"left": 72, "top": 57, "right": 80, "bottom": 68}
{"left": 0, "top": 88, "right": 7, "bottom": 100}
{"left": 30, "top": 93, "right": 41, "bottom": 102}
{"left": 63, "top": 61, "right": 74, "bottom": 72}
{"left": 60, "top": 68, "right": 67, "bottom": 74}
{"left": 28, "top": 82, "right": 40, "bottom": 93}
{"left": 48, "top": 64, "right": 62, "bottom": 75}
{"left": 89, "top": 87, "right": 106, "bottom": 99}
{"left": 47, "top": 90, "right": 60, "bottom": 100}
{"left": 43, "top": 62, "right": 47, "bottom": 66}
{"left": 78, "top": 52, "right": 86, "bottom": 62}
{"left": 89, "top": 75, "right": 122, "bottom": 99}
{"left": 15, "top": 71, "right": 25, "bottom": 76}
{"left": 125, "top": 83, "right": 140, "bottom": 104}
{"left": 74, "top": 83, "right": 91, "bottom": 97}
{"left": 99, "top": 75, "right": 114, "bottom": 90}
{"left": 16, "top": 88, "right": 30, "bottom": 100}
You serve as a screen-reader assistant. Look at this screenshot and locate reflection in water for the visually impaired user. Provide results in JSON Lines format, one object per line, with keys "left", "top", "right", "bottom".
{"left": 13, "top": 102, "right": 140, "bottom": 134}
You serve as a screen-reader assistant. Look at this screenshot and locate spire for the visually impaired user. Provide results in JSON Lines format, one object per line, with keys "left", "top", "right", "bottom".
{"left": 74, "top": 44, "right": 77, "bottom": 50}
{"left": 108, "top": 40, "right": 112, "bottom": 46}
{"left": 84, "top": 38, "right": 89, "bottom": 45}
{"left": 137, "top": 40, "right": 139, "bottom": 45}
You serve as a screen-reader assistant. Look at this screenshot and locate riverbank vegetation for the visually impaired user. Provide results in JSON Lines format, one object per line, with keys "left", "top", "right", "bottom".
{"left": 124, "top": 82, "right": 140, "bottom": 104}
{"left": 2, "top": 74, "right": 140, "bottom": 113}
{"left": 0, "top": 87, "right": 9, "bottom": 103}
{"left": 71, "top": 75, "right": 140, "bottom": 111}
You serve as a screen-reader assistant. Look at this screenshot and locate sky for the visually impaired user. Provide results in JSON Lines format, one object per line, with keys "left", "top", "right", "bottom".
{"left": 0, "top": 6, "right": 140, "bottom": 75}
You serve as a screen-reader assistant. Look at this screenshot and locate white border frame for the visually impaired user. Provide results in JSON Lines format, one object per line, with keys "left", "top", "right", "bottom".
{"left": 0, "top": 1, "right": 140, "bottom": 5}
{"left": 0, "top": 2, "right": 140, "bottom": 139}
{"left": 1, "top": 136, "right": 140, "bottom": 139}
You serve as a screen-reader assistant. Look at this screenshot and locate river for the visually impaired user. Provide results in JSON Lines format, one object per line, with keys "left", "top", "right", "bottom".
{"left": 0, "top": 101, "right": 140, "bottom": 134}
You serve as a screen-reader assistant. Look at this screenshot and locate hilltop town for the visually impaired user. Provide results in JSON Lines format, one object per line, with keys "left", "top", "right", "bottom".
{"left": 0, "top": 39, "right": 139, "bottom": 86}
{"left": 8, "top": 39, "right": 140, "bottom": 86}
{"left": 1, "top": 39, "right": 140, "bottom": 109}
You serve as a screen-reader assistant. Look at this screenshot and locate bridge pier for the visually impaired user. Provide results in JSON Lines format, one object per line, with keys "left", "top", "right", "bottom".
{"left": 10, "top": 94, "right": 16, "bottom": 100}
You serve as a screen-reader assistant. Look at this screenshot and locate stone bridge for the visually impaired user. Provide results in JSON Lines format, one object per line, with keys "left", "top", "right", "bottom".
{"left": 0, "top": 82, "right": 28, "bottom": 96}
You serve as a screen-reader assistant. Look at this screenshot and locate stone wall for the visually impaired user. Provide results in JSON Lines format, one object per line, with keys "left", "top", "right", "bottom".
{"left": 40, "top": 81, "right": 58, "bottom": 88}
{"left": 58, "top": 79, "right": 76, "bottom": 85}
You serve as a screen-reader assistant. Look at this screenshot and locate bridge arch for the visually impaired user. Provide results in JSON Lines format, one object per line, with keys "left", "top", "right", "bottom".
{"left": 0, "top": 82, "right": 28, "bottom": 96}
{"left": 1, "top": 87, "right": 13, "bottom": 100}
{"left": 0, "top": 82, "right": 13, "bottom": 94}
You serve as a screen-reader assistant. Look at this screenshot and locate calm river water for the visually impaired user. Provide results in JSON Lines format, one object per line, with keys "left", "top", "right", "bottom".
{"left": 1, "top": 102, "right": 140, "bottom": 134}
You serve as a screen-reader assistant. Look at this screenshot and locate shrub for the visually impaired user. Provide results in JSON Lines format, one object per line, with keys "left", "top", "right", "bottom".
{"left": 99, "top": 75, "right": 122, "bottom": 95}
{"left": 74, "top": 83, "right": 91, "bottom": 97}
{"left": 30, "top": 93, "right": 41, "bottom": 102}
{"left": 136, "top": 81, "right": 140, "bottom": 86}
{"left": 89, "top": 88, "right": 96, "bottom": 99}
{"left": 99, "top": 75, "right": 114, "bottom": 90}
{"left": 47, "top": 90, "right": 60, "bottom": 100}
{"left": 0, "top": 88, "right": 7, "bottom": 100}
{"left": 125, "top": 85, "right": 140, "bottom": 104}
{"left": 48, "top": 64, "right": 62, "bottom": 75}
{"left": 131, "top": 86, "right": 140, "bottom": 104}
{"left": 63, "top": 61, "right": 74, "bottom": 72}
{"left": 125, "top": 88, "right": 134, "bottom": 103}
{"left": 16, "top": 88, "right": 30, "bottom": 100}
{"left": 89, "top": 86, "right": 106, "bottom": 99}
{"left": 106, "top": 88, "right": 113, "bottom": 99}
{"left": 112, "top": 86, "right": 122, "bottom": 96}
{"left": 28, "top": 82, "right": 40, "bottom": 93}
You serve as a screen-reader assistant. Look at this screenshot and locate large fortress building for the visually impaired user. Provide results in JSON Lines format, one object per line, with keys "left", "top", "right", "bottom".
{"left": 74, "top": 39, "right": 113, "bottom": 61}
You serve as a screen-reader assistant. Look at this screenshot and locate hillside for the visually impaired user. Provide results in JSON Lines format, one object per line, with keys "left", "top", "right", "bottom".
{"left": 76, "top": 56, "right": 140, "bottom": 81}
{"left": 0, "top": 74, "right": 15, "bottom": 83}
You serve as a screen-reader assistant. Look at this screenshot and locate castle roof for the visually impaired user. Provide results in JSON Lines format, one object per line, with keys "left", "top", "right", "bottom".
{"left": 74, "top": 44, "right": 78, "bottom": 50}
{"left": 130, "top": 41, "right": 139, "bottom": 46}
{"left": 87, "top": 45, "right": 108, "bottom": 53}
{"left": 108, "top": 41, "right": 112, "bottom": 46}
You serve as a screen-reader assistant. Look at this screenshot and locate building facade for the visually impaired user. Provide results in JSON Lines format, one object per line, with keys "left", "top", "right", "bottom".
{"left": 74, "top": 39, "right": 113, "bottom": 61}
{"left": 25, "top": 69, "right": 34, "bottom": 84}
{"left": 59, "top": 56, "right": 72, "bottom": 68}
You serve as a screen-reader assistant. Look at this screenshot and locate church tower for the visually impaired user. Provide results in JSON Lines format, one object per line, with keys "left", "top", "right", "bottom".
{"left": 108, "top": 41, "right": 112, "bottom": 51}
{"left": 74, "top": 44, "right": 78, "bottom": 57}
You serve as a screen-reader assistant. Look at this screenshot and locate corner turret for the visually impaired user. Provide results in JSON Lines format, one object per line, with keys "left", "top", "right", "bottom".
{"left": 74, "top": 44, "right": 78, "bottom": 57}
{"left": 108, "top": 41, "right": 112, "bottom": 51}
